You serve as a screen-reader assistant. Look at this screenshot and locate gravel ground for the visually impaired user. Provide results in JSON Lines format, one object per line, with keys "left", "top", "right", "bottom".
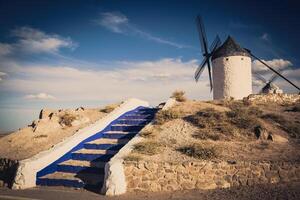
{"left": 0, "top": 182, "right": 299, "bottom": 200}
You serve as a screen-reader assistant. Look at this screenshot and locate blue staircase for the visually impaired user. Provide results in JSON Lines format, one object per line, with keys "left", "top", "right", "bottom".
{"left": 36, "top": 107, "right": 158, "bottom": 191}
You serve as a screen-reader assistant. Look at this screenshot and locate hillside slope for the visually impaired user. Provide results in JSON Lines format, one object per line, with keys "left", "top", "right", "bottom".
{"left": 0, "top": 104, "right": 119, "bottom": 160}
{"left": 128, "top": 95, "right": 300, "bottom": 163}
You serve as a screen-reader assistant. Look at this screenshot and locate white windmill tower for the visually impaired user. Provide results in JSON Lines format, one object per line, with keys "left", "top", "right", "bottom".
{"left": 211, "top": 36, "right": 252, "bottom": 99}
{"left": 194, "top": 15, "right": 300, "bottom": 99}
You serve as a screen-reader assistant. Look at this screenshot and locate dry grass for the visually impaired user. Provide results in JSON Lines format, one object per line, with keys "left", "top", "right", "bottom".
{"left": 100, "top": 104, "right": 119, "bottom": 113}
{"left": 124, "top": 154, "right": 142, "bottom": 162}
{"left": 185, "top": 102, "right": 263, "bottom": 139}
{"left": 192, "top": 130, "right": 220, "bottom": 141}
{"left": 59, "top": 113, "right": 77, "bottom": 127}
{"left": 33, "top": 134, "right": 48, "bottom": 139}
{"left": 262, "top": 113, "right": 300, "bottom": 139}
{"left": 177, "top": 143, "right": 217, "bottom": 160}
{"left": 185, "top": 108, "right": 236, "bottom": 137}
{"left": 290, "top": 104, "right": 300, "bottom": 112}
{"left": 133, "top": 141, "right": 163, "bottom": 155}
{"left": 154, "top": 109, "right": 182, "bottom": 125}
{"left": 171, "top": 90, "right": 187, "bottom": 102}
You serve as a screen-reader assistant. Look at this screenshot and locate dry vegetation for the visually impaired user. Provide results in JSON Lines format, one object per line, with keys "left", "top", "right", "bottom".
{"left": 0, "top": 102, "right": 121, "bottom": 160}
{"left": 133, "top": 141, "right": 164, "bottom": 156}
{"left": 171, "top": 90, "right": 187, "bottom": 102}
{"left": 154, "top": 109, "right": 182, "bottom": 125}
{"left": 59, "top": 113, "right": 77, "bottom": 127}
{"left": 100, "top": 103, "right": 119, "bottom": 113}
{"left": 177, "top": 143, "right": 217, "bottom": 160}
{"left": 129, "top": 98, "right": 300, "bottom": 163}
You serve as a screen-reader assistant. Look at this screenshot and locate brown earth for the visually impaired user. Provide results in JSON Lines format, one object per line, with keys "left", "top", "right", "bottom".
{"left": 131, "top": 99, "right": 300, "bottom": 163}
{"left": 0, "top": 104, "right": 120, "bottom": 160}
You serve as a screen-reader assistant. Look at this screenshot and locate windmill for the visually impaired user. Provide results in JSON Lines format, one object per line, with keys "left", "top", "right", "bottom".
{"left": 194, "top": 15, "right": 300, "bottom": 100}
{"left": 194, "top": 16, "right": 221, "bottom": 91}
{"left": 254, "top": 72, "right": 283, "bottom": 94}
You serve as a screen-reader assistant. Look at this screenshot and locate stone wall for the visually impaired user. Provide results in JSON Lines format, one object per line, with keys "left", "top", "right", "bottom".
{"left": 246, "top": 94, "right": 300, "bottom": 104}
{"left": 0, "top": 158, "right": 19, "bottom": 187}
{"left": 124, "top": 160, "right": 300, "bottom": 192}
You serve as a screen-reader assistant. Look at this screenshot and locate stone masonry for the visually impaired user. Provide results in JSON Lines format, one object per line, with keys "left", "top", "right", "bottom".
{"left": 124, "top": 160, "right": 300, "bottom": 192}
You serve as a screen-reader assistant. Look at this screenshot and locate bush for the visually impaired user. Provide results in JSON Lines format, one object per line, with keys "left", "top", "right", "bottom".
{"left": 262, "top": 113, "right": 300, "bottom": 138}
{"left": 139, "top": 130, "right": 155, "bottom": 138}
{"left": 171, "top": 90, "right": 187, "bottom": 102}
{"left": 133, "top": 141, "right": 163, "bottom": 155}
{"left": 59, "top": 113, "right": 76, "bottom": 127}
{"left": 100, "top": 104, "right": 118, "bottom": 113}
{"left": 287, "top": 104, "right": 300, "bottom": 112}
{"left": 226, "top": 104, "right": 262, "bottom": 131}
{"left": 192, "top": 130, "right": 220, "bottom": 141}
{"left": 124, "top": 155, "right": 142, "bottom": 162}
{"left": 177, "top": 144, "right": 217, "bottom": 160}
{"left": 261, "top": 113, "right": 287, "bottom": 124}
{"left": 154, "top": 109, "right": 182, "bottom": 125}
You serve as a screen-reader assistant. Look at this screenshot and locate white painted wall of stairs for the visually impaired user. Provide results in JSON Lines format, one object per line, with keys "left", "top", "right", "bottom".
{"left": 12, "top": 98, "right": 149, "bottom": 189}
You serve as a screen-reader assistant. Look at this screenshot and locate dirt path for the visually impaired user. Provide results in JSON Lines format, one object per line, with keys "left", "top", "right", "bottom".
{"left": 0, "top": 182, "right": 299, "bottom": 200}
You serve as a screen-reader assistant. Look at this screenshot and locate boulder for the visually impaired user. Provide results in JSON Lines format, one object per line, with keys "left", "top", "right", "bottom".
{"left": 254, "top": 126, "right": 272, "bottom": 141}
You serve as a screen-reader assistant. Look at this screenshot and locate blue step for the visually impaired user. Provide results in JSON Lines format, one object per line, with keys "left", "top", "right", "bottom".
{"left": 117, "top": 119, "right": 150, "bottom": 125}
{"left": 37, "top": 178, "right": 84, "bottom": 188}
{"left": 84, "top": 143, "right": 125, "bottom": 150}
{"left": 57, "top": 165, "right": 103, "bottom": 174}
{"left": 36, "top": 106, "right": 159, "bottom": 189}
{"left": 110, "top": 125, "right": 143, "bottom": 132}
{"left": 71, "top": 153, "right": 113, "bottom": 161}
{"left": 123, "top": 115, "right": 154, "bottom": 120}
{"left": 102, "top": 133, "right": 136, "bottom": 139}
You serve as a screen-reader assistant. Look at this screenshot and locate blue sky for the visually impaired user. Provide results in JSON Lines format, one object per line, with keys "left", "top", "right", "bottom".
{"left": 0, "top": 0, "right": 299, "bottom": 132}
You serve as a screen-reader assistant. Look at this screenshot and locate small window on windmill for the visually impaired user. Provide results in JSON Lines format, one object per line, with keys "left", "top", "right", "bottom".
{"left": 226, "top": 58, "right": 229, "bottom": 61}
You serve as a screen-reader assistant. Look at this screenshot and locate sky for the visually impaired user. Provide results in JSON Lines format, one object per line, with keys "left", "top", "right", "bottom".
{"left": 0, "top": 0, "right": 299, "bottom": 132}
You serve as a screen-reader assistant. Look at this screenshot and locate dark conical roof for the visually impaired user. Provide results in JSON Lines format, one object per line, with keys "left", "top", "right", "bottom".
{"left": 211, "top": 36, "right": 250, "bottom": 60}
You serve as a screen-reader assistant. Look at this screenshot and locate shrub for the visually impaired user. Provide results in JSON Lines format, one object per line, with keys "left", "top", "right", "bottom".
{"left": 154, "top": 109, "right": 182, "bottom": 125}
{"left": 34, "top": 134, "right": 48, "bottom": 139}
{"left": 124, "top": 155, "right": 142, "bottom": 162}
{"left": 100, "top": 104, "right": 118, "bottom": 113}
{"left": 192, "top": 131, "right": 220, "bottom": 141}
{"left": 171, "top": 90, "right": 187, "bottom": 102}
{"left": 261, "top": 113, "right": 287, "bottom": 124}
{"left": 133, "top": 141, "right": 163, "bottom": 155}
{"left": 59, "top": 113, "right": 76, "bottom": 127}
{"left": 287, "top": 104, "right": 300, "bottom": 112}
{"left": 177, "top": 144, "right": 217, "bottom": 160}
{"left": 262, "top": 113, "right": 300, "bottom": 138}
{"left": 226, "top": 104, "right": 262, "bottom": 131}
{"left": 139, "top": 130, "right": 155, "bottom": 138}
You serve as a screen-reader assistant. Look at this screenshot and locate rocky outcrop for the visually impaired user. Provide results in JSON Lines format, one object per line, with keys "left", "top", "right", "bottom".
{"left": 246, "top": 94, "right": 300, "bottom": 104}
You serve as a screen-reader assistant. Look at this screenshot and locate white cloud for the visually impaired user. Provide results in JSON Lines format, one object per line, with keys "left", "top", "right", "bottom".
{"left": 260, "top": 33, "right": 269, "bottom": 41}
{"left": 11, "top": 26, "right": 76, "bottom": 54}
{"left": 251, "top": 59, "right": 300, "bottom": 93}
{"left": 0, "top": 71, "right": 7, "bottom": 81}
{"left": 94, "top": 12, "right": 191, "bottom": 49}
{"left": 0, "top": 43, "right": 12, "bottom": 56}
{"left": 24, "top": 93, "right": 56, "bottom": 100}
{"left": 252, "top": 58, "right": 292, "bottom": 73}
{"left": 1, "top": 58, "right": 210, "bottom": 104}
{"left": 96, "top": 12, "right": 129, "bottom": 33}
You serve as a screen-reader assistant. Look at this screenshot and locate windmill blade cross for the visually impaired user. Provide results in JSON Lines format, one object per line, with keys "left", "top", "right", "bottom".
{"left": 195, "top": 57, "right": 208, "bottom": 81}
{"left": 253, "top": 72, "right": 268, "bottom": 84}
{"left": 249, "top": 51, "right": 300, "bottom": 91}
{"left": 196, "top": 16, "right": 209, "bottom": 55}
{"left": 210, "top": 35, "right": 221, "bottom": 53}
{"left": 207, "top": 59, "right": 213, "bottom": 91}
